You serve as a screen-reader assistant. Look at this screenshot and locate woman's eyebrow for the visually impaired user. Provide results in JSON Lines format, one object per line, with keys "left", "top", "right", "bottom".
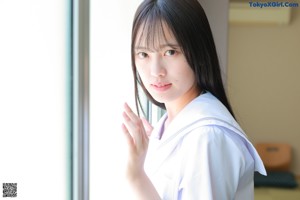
{"left": 134, "top": 46, "right": 150, "bottom": 51}
{"left": 159, "top": 43, "right": 180, "bottom": 49}
{"left": 134, "top": 43, "right": 180, "bottom": 51}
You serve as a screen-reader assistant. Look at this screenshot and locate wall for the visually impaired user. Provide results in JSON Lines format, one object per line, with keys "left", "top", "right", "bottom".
{"left": 227, "top": 8, "right": 300, "bottom": 175}
{"left": 199, "top": 0, "right": 229, "bottom": 81}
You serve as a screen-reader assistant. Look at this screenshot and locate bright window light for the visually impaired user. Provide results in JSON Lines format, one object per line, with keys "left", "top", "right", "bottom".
{"left": 0, "top": 1, "right": 70, "bottom": 200}
{"left": 90, "top": 0, "right": 142, "bottom": 199}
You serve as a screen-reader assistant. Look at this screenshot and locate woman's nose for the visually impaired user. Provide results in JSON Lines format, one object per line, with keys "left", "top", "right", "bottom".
{"left": 150, "top": 57, "right": 166, "bottom": 77}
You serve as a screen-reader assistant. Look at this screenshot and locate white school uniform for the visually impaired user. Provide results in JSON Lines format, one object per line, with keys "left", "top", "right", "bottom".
{"left": 144, "top": 92, "right": 266, "bottom": 200}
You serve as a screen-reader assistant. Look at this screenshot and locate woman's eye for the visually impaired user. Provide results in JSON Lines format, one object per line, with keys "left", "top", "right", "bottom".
{"left": 165, "top": 50, "right": 176, "bottom": 56}
{"left": 137, "top": 52, "right": 148, "bottom": 58}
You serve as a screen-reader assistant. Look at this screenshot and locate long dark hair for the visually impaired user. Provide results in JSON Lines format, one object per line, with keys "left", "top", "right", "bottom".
{"left": 131, "top": 0, "right": 235, "bottom": 118}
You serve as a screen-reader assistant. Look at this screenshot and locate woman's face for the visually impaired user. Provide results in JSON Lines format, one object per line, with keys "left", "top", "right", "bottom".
{"left": 134, "top": 23, "right": 199, "bottom": 106}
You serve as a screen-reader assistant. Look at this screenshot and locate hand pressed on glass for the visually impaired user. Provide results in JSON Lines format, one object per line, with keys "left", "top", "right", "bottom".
{"left": 121, "top": 102, "right": 150, "bottom": 181}
{"left": 121, "top": 103, "right": 160, "bottom": 200}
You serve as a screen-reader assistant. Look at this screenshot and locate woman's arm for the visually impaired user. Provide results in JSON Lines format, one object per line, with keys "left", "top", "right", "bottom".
{"left": 126, "top": 171, "right": 161, "bottom": 200}
{"left": 179, "top": 126, "right": 244, "bottom": 199}
{"left": 122, "top": 102, "right": 160, "bottom": 200}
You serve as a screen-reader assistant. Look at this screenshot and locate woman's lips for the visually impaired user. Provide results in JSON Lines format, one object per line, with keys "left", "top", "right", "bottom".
{"left": 151, "top": 83, "right": 172, "bottom": 92}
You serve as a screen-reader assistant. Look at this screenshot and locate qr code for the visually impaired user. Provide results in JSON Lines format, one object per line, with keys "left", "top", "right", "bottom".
{"left": 3, "top": 183, "right": 17, "bottom": 198}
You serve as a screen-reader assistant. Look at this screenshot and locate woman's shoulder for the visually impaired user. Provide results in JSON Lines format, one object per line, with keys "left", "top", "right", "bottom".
{"left": 179, "top": 125, "right": 252, "bottom": 177}
{"left": 180, "top": 124, "right": 266, "bottom": 175}
{"left": 181, "top": 125, "right": 246, "bottom": 151}
{"left": 171, "top": 92, "right": 244, "bottom": 134}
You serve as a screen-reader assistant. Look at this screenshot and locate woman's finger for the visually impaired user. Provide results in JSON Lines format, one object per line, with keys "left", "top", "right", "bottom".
{"left": 121, "top": 123, "right": 135, "bottom": 152}
{"left": 123, "top": 103, "right": 150, "bottom": 139}
{"left": 141, "top": 117, "right": 153, "bottom": 137}
{"left": 123, "top": 103, "right": 140, "bottom": 123}
{"left": 122, "top": 103, "right": 148, "bottom": 151}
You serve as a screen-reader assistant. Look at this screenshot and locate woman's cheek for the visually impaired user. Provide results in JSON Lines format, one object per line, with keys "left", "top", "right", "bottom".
{"left": 137, "top": 68, "right": 148, "bottom": 83}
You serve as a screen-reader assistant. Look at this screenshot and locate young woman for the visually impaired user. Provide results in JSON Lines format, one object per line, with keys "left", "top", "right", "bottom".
{"left": 121, "top": 0, "right": 266, "bottom": 199}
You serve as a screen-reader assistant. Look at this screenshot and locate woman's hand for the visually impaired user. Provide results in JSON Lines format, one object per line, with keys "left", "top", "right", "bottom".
{"left": 141, "top": 117, "right": 153, "bottom": 137}
{"left": 121, "top": 102, "right": 152, "bottom": 181}
{"left": 121, "top": 103, "right": 160, "bottom": 200}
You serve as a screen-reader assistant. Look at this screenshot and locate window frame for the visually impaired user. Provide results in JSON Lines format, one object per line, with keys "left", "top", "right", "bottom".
{"left": 72, "top": 0, "right": 90, "bottom": 200}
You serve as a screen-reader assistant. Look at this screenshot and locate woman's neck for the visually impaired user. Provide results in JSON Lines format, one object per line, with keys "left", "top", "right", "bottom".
{"left": 164, "top": 86, "right": 201, "bottom": 128}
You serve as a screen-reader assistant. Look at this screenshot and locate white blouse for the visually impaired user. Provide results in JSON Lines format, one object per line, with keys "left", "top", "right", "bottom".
{"left": 144, "top": 92, "right": 266, "bottom": 200}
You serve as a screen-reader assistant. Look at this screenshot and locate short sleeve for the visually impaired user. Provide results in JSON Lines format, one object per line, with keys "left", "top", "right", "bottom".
{"left": 178, "top": 126, "right": 248, "bottom": 200}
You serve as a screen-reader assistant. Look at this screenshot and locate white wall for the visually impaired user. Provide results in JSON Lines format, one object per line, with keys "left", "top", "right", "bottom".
{"left": 198, "top": 0, "right": 229, "bottom": 82}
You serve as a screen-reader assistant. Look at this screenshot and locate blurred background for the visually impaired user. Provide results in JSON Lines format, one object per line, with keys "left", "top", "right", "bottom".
{"left": 227, "top": 1, "right": 300, "bottom": 199}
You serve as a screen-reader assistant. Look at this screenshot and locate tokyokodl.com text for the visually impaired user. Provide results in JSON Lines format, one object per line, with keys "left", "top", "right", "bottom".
{"left": 249, "top": 1, "right": 299, "bottom": 8}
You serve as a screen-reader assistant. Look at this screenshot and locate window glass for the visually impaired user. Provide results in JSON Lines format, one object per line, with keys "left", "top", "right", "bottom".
{"left": 0, "top": 1, "right": 71, "bottom": 200}
{"left": 90, "top": 1, "right": 142, "bottom": 199}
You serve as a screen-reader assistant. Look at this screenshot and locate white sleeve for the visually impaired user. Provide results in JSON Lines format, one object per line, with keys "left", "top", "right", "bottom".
{"left": 178, "top": 126, "right": 246, "bottom": 200}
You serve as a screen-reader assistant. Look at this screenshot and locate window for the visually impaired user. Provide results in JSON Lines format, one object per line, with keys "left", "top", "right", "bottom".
{"left": 0, "top": 1, "right": 71, "bottom": 200}
{"left": 89, "top": 1, "right": 142, "bottom": 199}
